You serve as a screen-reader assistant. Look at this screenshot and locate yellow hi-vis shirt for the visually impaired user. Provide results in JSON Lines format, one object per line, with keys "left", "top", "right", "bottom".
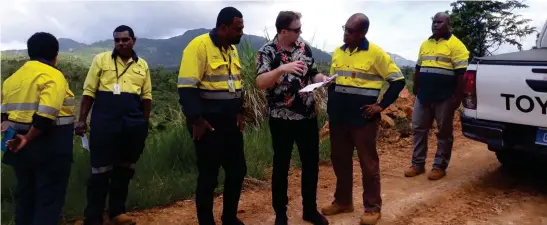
{"left": 327, "top": 39, "right": 405, "bottom": 126}
{"left": 1, "top": 60, "right": 75, "bottom": 129}
{"left": 416, "top": 33, "right": 469, "bottom": 101}
{"left": 176, "top": 30, "right": 244, "bottom": 119}
{"left": 82, "top": 51, "right": 152, "bottom": 100}
{"left": 177, "top": 33, "right": 243, "bottom": 97}
{"left": 330, "top": 41, "right": 404, "bottom": 97}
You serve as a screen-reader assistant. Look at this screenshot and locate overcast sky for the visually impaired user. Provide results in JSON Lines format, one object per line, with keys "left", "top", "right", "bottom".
{"left": 1, "top": 0, "right": 546, "bottom": 61}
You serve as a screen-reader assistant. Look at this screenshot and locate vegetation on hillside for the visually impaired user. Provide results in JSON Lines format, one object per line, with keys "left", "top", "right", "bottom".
{"left": 449, "top": 0, "right": 538, "bottom": 58}
{"left": 1, "top": 1, "right": 538, "bottom": 223}
{"left": 0, "top": 37, "right": 414, "bottom": 224}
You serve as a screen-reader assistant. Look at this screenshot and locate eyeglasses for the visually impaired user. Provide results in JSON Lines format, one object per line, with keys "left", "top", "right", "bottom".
{"left": 114, "top": 37, "right": 131, "bottom": 43}
{"left": 342, "top": 25, "right": 362, "bottom": 34}
{"left": 286, "top": 27, "right": 301, "bottom": 33}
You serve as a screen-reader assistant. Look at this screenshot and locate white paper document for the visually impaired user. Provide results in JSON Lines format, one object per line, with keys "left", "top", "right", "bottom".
{"left": 81, "top": 134, "right": 90, "bottom": 151}
{"left": 298, "top": 74, "right": 338, "bottom": 93}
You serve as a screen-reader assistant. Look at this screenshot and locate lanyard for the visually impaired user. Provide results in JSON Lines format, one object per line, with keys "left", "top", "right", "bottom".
{"left": 114, "top": 61, "right": 133, "bottom": 83}
{"left": 218, "top": 47, "right": 232, "bottom": 77}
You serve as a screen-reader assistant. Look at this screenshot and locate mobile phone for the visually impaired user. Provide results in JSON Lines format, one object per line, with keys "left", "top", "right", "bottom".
{"left": 1, "top": 126, "right": 17, "bottom": 152}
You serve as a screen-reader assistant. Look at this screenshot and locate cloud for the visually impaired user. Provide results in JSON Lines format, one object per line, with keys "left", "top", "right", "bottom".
{"left": 1, "top": 0, "right": 546, "bottom": 61}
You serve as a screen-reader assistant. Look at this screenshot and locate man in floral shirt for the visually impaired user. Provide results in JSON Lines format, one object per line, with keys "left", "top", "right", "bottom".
{"left": 256, "top": 11, "right": 330, "bottom": 225}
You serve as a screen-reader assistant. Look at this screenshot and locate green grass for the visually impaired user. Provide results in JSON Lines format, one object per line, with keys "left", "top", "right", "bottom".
{"left": 1, "top": 38, "right": 412, "bottom": 225}
{"left": 1, "top": 119, "right": 331, "bottom": 224}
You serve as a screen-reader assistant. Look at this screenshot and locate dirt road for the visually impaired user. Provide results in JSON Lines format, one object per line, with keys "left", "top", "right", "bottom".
{"left": 129, "top": 131, "right": 547, "bottom": 225}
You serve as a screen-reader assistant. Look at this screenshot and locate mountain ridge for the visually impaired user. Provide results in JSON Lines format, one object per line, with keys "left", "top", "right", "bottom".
{"left": 1, "top": 28, "right": 416, "bottom": 68}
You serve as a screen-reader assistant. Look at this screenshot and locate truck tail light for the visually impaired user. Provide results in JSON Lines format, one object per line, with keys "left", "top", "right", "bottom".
{"left": 463, "top": 70, "right": 477, "bottom": 109}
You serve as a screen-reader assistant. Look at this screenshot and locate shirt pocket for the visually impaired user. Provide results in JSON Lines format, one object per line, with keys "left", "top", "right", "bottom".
{"left": 208, "top": 60, "right": 229, "bottom": 77}
{"left": 232, "top": 60, "right": 241, "bottom": 77}
{"left": 420, "top": 47, "right": 432, "bottom": 57}
{"left": 99, "top": 66, "right": 117, "bottom": 88}
{"left": 434, "top": 47, "right": 452, "bottom": 64}
{"left": 352, "top": 61, "right": 379, "bottom": 86}
{"left": 128, "top": 67, "right": 146, "bottom": 91}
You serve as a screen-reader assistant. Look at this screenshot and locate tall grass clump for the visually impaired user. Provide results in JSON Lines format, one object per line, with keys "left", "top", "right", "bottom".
{"left": 1, "top": 37, "right": 337, "bottom": 224}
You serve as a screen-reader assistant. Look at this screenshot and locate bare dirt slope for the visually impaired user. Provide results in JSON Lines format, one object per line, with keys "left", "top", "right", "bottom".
{"left": 128, "top": 130, "right": 547, "bottom": 225}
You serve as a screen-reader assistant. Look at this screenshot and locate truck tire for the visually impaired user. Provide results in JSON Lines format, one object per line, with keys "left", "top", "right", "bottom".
{"left": 495, "top": 151, "right": 531, "bottom": 170}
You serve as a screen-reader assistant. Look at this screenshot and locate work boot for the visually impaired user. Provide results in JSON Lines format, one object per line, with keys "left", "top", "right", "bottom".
{"left": 404, "top": 166, "right": 425, "bottom": 177}
{"left": 110, "top": 214, "right": 136, "bottom": 225}
{"left": 321, "top": 202, "right": 354, "bottom": 216}
{"left": 428, "top": 168, "right": 446, "bottom": 180}
{"left": 360, "top": 211, "right": 381, "bottom": 225}
{"left": 303, "top": 210, "right": 329, "bottom": 225}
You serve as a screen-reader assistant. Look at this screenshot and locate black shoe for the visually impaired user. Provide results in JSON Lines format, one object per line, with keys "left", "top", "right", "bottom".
{"left": 303, "top": 210, "right": 329, "bottom": 225}
{"left": 275, "top": 213, "right": 288, "bottom": 225}
{"left": 222, "top": 218, "right": 245, "bottom": 225}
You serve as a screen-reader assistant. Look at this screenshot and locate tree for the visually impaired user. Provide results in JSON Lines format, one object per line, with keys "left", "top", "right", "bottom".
{"left": 449, "top": 0, "right": 537, "bottom": 58}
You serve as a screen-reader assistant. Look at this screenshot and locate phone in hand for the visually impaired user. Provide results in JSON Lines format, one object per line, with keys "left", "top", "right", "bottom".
{"left": 1, "top": 126, "right": 16, "bottom": 152}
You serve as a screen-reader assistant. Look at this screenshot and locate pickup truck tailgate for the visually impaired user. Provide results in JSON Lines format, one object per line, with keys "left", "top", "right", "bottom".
{"left": 476, "top": 62, "right": 547, "bottom": 128}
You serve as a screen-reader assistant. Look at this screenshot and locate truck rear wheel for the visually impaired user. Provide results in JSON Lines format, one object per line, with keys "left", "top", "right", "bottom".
{"left": 495, "top": 151, "right": 532, "bottom": 170}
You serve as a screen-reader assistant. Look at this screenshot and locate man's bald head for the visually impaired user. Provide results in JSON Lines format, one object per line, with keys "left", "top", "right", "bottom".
{"left": 434, "top": 12, "right": 451, "bottom": 26}
{"left": 348, "top": 13, "right": 370, "bottom": 31}
{"left": 343, "top": 13, "right": 369, "bottom": 45}
{"left": 431, "top": 12, "right": 451, "bottom": 38}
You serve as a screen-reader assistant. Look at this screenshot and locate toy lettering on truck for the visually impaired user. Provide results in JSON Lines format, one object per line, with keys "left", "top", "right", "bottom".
{"left": 500, "top": 93, "right": 547, "bottom": 115}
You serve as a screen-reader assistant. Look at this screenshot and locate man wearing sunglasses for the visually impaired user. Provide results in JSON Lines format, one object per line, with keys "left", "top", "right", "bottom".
{"left": 321, "top": 13, "right": 405, "bottom": 225}
{"left": 256, "top": 11, "right": 330, "bottom": 225}
{"left": 76, "top": 25, "right": 152, "bottom": 225}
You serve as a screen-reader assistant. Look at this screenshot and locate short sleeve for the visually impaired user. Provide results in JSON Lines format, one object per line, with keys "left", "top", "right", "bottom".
{"left": 256, "top": 46, "right": 273, "bottom": 76}
{"left": 36, "top": 73, "right": 66, "bottom": 120}
{"left": 451, "top": 40, "right": 470, "bottom": 70}
{"left": 141, "top": 63, "right": 152, "bottom": 100}
{"left": 375, "top": 50, "right": 404, "bottom": 82}
{"left": 82, "top": 54, "right": 103, "bottom": 98}
{"left": 177, "top": 40, "right": 206, "bottom": 88}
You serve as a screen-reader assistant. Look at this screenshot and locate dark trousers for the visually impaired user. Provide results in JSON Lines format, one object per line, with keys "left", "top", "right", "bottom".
{"left": 269, "top": 117, "right": 320, "bottom": 214}
{"left": 13, "top": 159, "right": 72, "bottom": 225}
{"left": 329, "top": 120, "right": 382, "bottom": 212}
{"left": 189, "top": 115, "right": 247, "bottom": 225}
{"left": 411, "top": 97, "right": 455, "bottom": 169}
{"left": 84, "top": 119, "right": 148, "bottom": 224}
{"left": 3, "top": 125, "right": 74, "bottom": 225}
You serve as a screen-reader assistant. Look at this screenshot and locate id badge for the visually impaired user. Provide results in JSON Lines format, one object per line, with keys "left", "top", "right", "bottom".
{"left": 113, "top": 83, "right": 121, "bottom": 95}
{"left": 228, "top": 78, "right": 236, "bottom": 93}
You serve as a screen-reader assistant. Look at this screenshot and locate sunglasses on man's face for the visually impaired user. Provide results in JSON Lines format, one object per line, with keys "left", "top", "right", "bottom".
{"left": 286, "top": 27, "right": 301, "bottom": 33}
{"left": 114, "top": 37, "right": 131, "bottom": 43}
{"left": 342, "top": 25, "right": 362, "bottom": 34}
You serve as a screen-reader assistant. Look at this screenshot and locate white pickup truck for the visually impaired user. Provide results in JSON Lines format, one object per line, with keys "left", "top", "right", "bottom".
{"left": 461, "top": 19, "right": 547, "bottom": 168}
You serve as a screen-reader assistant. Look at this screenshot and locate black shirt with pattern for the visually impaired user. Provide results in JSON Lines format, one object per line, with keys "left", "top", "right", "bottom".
{"left": 256, "top": 36, "right": 320, "bottom": 120}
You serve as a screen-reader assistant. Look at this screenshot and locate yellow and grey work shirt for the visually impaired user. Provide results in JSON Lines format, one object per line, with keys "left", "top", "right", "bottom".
{"left": 82, "top": 51, "right": 152, "bottom": 119}
{"left": 1, "top": 60, "right": 75, "bottom": 131}
{"left": 327, "top": 39, "right": 405, "bottom": 126}
{"left": 177, "top": 29, "right": 244, "bottom": 121}
{"left": 416, "top": 33, "right": 469, "bottom": 102}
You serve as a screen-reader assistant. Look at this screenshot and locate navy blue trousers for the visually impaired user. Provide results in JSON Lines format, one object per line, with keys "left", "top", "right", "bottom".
{"left": 83, "top": 112, "right": 148, "bottom": 225}
{"left": 3, "top": 125, "right": 73, "bottom": 225}
{"left": 188, "top": 115, "right": 247, "bottom": 225}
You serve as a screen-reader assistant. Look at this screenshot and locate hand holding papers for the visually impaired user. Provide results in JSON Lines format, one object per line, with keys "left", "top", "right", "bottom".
{"left": 81, "top": 134, "right": 90, "bottom": 151}
{"left": 299, "top": 74, "right": 338, "bottom": 93}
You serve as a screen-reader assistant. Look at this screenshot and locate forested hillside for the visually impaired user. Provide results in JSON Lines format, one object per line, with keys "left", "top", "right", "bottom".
{"left": 0, "top": 40, "right": 415, "bottom": 224}
{"left": 1, "top": 28, "right": 417, "bottom": 69}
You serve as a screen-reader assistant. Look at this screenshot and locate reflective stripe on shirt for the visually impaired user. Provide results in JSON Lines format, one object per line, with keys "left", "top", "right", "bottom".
{"left": 334, "top": 85, "right": 380, "bottom": 97}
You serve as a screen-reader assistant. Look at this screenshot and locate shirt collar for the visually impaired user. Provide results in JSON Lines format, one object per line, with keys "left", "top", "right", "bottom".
{"left": 111, "top": 49, "right": 139, "bottom": 63}
{"left": 272, "top": 34, "right": 298, "bottom": 48}
{"left": 209, "top": 28, "right": 234, "bottom": 50}
{"left": 31, "top": 58, "right": 61, "bottom": 71}
{"left": 340, "top": 38, "right": 370, "bottom": 51}
{"left": 429, "top": 32, "right": 452, "bottom": 41}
